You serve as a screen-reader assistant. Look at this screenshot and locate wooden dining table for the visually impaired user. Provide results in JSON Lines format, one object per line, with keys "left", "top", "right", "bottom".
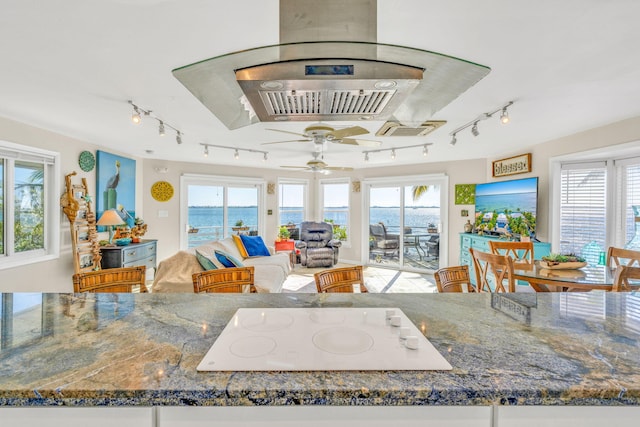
{"left": 512, "top": 262, "right": 622, "bottom": 292}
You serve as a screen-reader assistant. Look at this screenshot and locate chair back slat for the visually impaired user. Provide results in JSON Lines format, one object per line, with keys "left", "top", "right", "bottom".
{"left": 488, "top": 241, "right": 534, "bottom": 268}
{"left": 314, "top": 265, "right": 367, "bottom": 293}
{"left": 192, "top": 266, "right": 256, "bottom": 293}
{"left": 72, "top": 266, "right": 147, "bottom": 293}
{"left": 434, "top": 265, "right": 474, "bottom": 293}
{"left": 607, "top": 247, "right": 640, "bottom": 268}
{"left": 469, "top": 248, "right": 515, "bottom": 292}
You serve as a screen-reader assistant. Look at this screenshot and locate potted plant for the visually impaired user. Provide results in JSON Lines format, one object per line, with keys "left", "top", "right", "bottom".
{"left": 232, "top": 220, "right": 250, "bottom": 233}
{"left": 278, "top": 226, "right": 291, "bottom": 241}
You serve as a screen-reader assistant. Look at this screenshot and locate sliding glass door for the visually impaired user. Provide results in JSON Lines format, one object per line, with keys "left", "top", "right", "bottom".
{"left": 181, "top": 175, "right": 263, "bottom": 249}
{"left": 366, "top": 176, "right": 446, "bottom": 272}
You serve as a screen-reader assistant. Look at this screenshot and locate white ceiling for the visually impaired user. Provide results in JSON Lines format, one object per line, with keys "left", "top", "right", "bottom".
{"left": 2, "top": 0, "right": 639, "bottom": 171}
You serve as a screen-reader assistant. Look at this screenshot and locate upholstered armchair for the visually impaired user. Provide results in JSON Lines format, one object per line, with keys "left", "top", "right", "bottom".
{"left": 295, "top": 221, "right": 341, "bottom": 268}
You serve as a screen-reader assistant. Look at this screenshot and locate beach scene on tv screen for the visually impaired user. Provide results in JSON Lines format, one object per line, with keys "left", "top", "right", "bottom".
{"left": 475, "top": 177, "right": 538, "bottom": 232}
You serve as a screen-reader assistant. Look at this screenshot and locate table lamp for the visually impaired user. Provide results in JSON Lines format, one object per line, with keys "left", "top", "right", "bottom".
{"left": 96, "top": 209, "right": 124, "bottom": 244}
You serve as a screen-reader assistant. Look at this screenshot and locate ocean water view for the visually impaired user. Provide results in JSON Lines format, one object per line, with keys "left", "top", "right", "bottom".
{"left": 187, "top": 206, "right": 440, "bottom": 246}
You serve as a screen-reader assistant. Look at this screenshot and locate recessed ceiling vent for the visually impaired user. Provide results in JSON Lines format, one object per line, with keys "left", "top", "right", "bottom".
{"left": 235, "top": 59, "right": 423, "bottom": 122}
{"left": 376, "top": 120, "right": 447, "bottom": 137}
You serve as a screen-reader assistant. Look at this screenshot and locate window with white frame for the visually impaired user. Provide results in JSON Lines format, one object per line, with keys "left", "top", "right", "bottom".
{"left": 0, "top": 141, "right": 59, "bottom": 270}
{"left": 555, "top": 154, "right": 640, "bottom": 262}
{"left": 181, "top": 174, "right": 264, "bottom": 249}
{"left": 319, "top": 179, "right": 350, "bottom": 243}
{"left": 278, "top": 180, "right": 308, "bottom": 229}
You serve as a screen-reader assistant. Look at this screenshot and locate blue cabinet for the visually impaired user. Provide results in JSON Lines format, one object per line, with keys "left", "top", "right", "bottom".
{"left": 459, "top": 233, "right": 551, "bottom": 286}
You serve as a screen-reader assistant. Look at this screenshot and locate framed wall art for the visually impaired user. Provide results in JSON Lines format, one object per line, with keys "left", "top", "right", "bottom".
{"left": 454, "top": 184, "right": 476, "bottom": 205}
{"left": 96, "top": 150, "right": 136, "bottom": 227}
{"left": 492, "top": 153, "right": 532, "bottom": 178}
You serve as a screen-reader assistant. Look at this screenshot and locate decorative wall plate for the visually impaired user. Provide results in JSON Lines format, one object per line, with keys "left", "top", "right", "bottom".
{"left": 78, "top": 150, "right": 95, "bottom": 172}
{"left": 151, "top": 180, "right": 174, "bottom": 202}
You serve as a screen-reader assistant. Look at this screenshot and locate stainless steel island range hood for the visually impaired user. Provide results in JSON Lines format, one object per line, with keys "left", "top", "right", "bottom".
{"left": 172, "top": 0, "right": 490, "bottom": 129}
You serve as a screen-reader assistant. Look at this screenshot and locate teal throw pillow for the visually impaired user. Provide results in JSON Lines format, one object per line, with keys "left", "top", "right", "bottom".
{"left": 239, "top": 235, "right": 271, "bottom": 257}
{"left": 214, "top": 250, "right": 244, "bottom": 268}
{"left": 195, "top": 250, "right": 218, "bottom": 271}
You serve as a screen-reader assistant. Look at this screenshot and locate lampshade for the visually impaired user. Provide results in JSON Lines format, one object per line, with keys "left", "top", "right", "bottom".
{"left": 97, "top": 209, "right": 125, "bottom": 226}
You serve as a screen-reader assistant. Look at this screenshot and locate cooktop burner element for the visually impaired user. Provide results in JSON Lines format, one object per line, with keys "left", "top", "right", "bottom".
{"left": 197, "top": 308, "right": 452, "bottom": 371}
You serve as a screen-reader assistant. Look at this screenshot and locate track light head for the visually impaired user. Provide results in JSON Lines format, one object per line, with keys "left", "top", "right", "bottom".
{"left": 450, "top": 134, "right": 457, "bottom": 146}
{"left": 158, "top": 121, "right": 166, "bottom": 136}
{"left": 263, "top": 152, "right": 268, "bottom": 162}
{"left": 500, "top": 107, "right": 510, "bottom": 124}
{"left": 422, "top": 145, "right": 428, "bottom": 157}
{"left": 203, "top": 146, "right": 208, "bottom": 157}
{"left": 471, "top": 122, "right": 479, "bottom": 137}
{"left": 364, "top": 152, "right": 369, "bottom": 162}
{"left": 176, "top": 131, "right": 182, "bottom": 144}
{"left": 234, "top": 149, "right": 239, "bottom": 160}
{"left": 131, "top": 106, "right": 141, "bottom": 125}
{"left": 391, "top": 149, "right": 396, "bottom": 160}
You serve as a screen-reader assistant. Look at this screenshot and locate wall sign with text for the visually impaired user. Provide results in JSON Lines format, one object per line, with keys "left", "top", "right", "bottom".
{"left": 492, "top": 153, "right": 532, "bottom": 177}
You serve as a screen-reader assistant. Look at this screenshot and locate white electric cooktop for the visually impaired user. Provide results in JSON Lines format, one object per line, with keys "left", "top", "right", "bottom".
{"left": 197, "top": 307, "right": 452, "bottom": 371}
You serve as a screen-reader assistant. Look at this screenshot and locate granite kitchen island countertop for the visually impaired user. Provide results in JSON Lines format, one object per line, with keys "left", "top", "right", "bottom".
{"left": 0, "top": 292, "right": 639, "bottom": 407}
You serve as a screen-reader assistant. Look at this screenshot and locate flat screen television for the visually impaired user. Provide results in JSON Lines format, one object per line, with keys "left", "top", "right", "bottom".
{"left": 474, "top": 176, "right": 538, "bottom": 236}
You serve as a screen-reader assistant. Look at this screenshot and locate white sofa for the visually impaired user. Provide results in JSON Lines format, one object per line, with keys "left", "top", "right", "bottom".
{"left": 152, "top": 237, "right": 291, "bottom": 293}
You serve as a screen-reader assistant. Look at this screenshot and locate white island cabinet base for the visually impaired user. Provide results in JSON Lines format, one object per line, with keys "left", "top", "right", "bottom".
{"left": 157, "top": 406, "right": 491, "bottom": 427}
{"left": 495, "top": 406, "right": 640, "bottom": 427}
{"left": 0, "top": 407, "right": 153, "bottom": 427}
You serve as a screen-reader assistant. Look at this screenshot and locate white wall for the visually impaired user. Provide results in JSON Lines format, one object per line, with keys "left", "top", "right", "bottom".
{"left": 2, "top": 114, "right": 639, "bottom": 291}
{"left": 0, "top": 116, "right": 143, "bottom": 292}
{"left": 484, "top": 115, "right": 640, "bottom": 243}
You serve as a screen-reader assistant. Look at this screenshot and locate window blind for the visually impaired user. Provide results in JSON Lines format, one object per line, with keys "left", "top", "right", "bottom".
{"left": 559, "top": 163, "right": 607, "bottom": 260}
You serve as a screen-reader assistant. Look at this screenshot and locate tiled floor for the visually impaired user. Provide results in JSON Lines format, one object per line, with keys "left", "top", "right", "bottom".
{"left": 282, "top": 263, "right": 437, "bottom": 293}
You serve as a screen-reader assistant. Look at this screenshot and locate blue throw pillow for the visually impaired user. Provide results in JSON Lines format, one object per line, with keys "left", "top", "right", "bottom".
{"left": 195, "top": 250, "right": 218, "bottom": 270}
{"left": 240, "top": 235, "right": 271, "bottom": 257}
{"left": 214, "top": 250, "right": 244, "bottom": 268}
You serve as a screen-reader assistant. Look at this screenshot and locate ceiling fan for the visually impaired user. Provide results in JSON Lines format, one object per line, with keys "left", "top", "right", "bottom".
{"left": 263, "top": 123, "right": 381, "bottom": 147}
{"left": 280, "top": 152, "right": 354, "bottom": 174}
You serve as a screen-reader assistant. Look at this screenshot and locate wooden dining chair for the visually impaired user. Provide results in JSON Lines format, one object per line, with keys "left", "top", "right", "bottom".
{"left": 469, "top": 248, "right": 515, "bottom": 292}
{"left": 433, "top": 265, "right": 475, "bottom": 293}
{"left": 606, "top": 247, "right": 640, "bottom": 268}
{"left": 612, "top": 265, "right": 640, "bottom": 292}
{"left": 314, "top": 265, "right": 368, "bottom": 293}
{"left": 72, "top": 266, "right": 147, "bottom": 293}
{"left": 488, "top": 240, "right": 534, "bottom": 269}
{"left": 192, "top": 266, "right": 256, "bottom": 293}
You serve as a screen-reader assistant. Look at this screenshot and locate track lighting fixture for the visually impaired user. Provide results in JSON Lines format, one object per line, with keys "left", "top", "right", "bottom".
{"left": 500, "top": 107, "right": 510, "bottom": 124}
{"left": 448, "top": 101, "right": 514, "bottom": 145}
{"left": 200, "top": 143, "right": 269, "bottom": 162}
{"left": 128, "top": 100, "right": 184, "bottom": 144}
{"left": 362, "top": 143, "right": 433, "bottom": 162}
{"left": 471, "top": 122, "right": 479, "bottom": 137}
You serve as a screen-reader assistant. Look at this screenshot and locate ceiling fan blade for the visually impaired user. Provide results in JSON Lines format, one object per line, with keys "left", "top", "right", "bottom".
{"left": 325, "top": 166, "right": 355, "bottom": 171}
{"left": 328, "top": 126, "right": 369, "bottom": 139}
{"left": 336, "top": 138, "right": 382, "bottom": 147}
{"left": 266, "top": 128, "right": 307, "bottom": 137}
{"left": 261, "top": 139, "right": 310, "bottom": 145}
{"left": 280, "top": 165, "right": 310, "bottom": 169}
